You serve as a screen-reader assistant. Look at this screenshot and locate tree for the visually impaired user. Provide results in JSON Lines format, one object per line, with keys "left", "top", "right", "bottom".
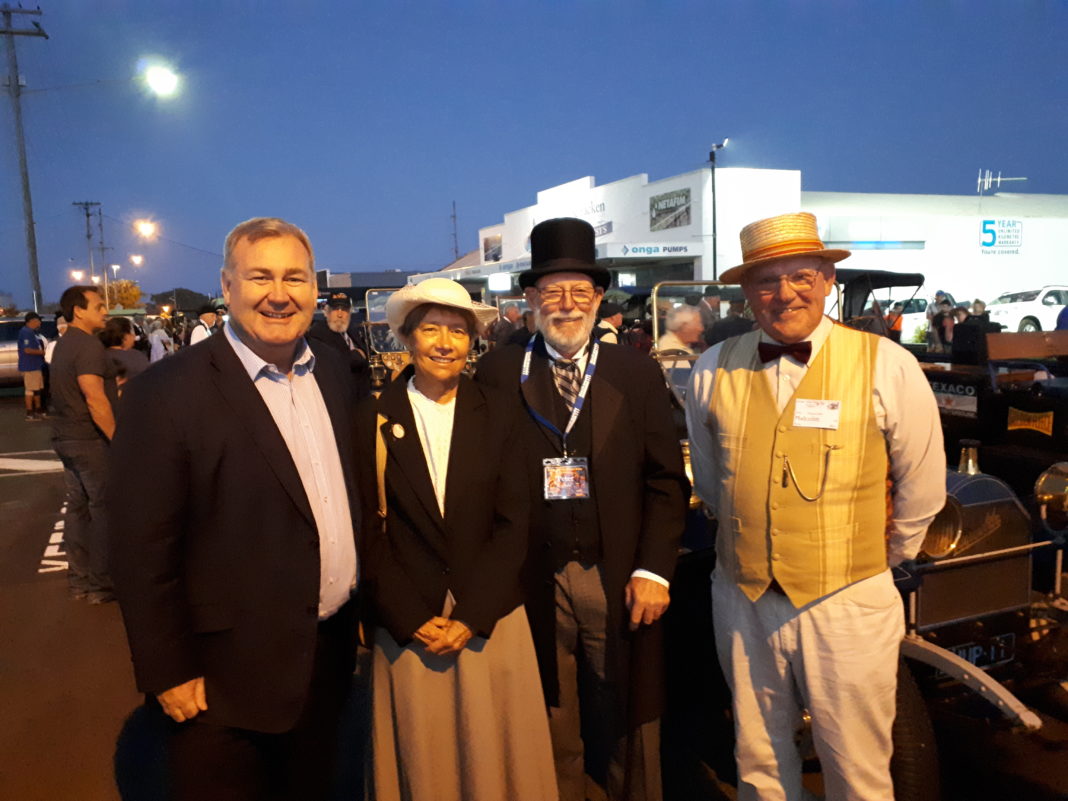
{"left": 110, "top": 279, "right": 145, "bottom": 310}
{"left": 150, "top": 287, "right": 210, "bottom": 313}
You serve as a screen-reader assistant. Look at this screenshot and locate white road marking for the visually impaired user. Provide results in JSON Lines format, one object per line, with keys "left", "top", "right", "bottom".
{"left": 0, "top": 457, "right": 63, "bottom": 473}
{"left": 39, "top": 506, "right": 68, "bottom": 573}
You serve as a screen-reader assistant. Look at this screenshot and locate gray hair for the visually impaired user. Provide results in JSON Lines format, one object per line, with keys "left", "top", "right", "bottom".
{"left": 666, "top": 305, "right": 701, "bottom": 333}
{"left": 221, "top": 217, "right": 315, "bottom": 276}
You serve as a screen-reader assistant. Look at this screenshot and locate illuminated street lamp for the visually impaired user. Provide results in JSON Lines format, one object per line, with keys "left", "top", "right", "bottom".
{"left": 134, "top": 219, "right": 158, "bottom": 239}
{"left": 111, "top": 263, "right": 121, "bottom": 277}
{"left": 142, "top": 64, "right": 180, "bottom": 98}
{"left": 70, "top": 269, "right": 85, "bottom": 281}
{"left": 130, "top": 254, "right": 144, "bottom": 266}
{"left": 91, "top": 275, "right": 101, "bottom": 285}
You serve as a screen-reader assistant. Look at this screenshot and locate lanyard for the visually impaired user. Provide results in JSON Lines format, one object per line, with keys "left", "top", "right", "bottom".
{"left": 521, "top": 337, "right": 600, "bottom": 455}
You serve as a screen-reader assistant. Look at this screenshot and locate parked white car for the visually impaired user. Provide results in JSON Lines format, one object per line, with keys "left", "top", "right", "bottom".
{"left": 987, "top": 286, "right": 1068, "bottom": 332}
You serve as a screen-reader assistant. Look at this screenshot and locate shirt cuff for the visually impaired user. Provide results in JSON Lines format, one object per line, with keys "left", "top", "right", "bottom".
{"left": 630, "top": 569, "right": 670, "bottom": 589}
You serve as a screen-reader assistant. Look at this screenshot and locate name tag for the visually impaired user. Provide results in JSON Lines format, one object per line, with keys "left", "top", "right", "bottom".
{"left": 543, "top": 457, "right": 590, "bottom": 500}
{"left": 793, "top": 399, "right": 841, "bottom": 430}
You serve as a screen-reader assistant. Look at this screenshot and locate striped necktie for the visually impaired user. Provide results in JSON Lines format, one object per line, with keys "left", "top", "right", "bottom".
{"left": 552, "top": 359, "right": 582, "bottom": 410}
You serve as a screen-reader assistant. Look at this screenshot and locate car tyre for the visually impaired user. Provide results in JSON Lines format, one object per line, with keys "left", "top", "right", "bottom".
{"left": 892, "top": 657, "right": 941, "bottom": 801}
{"left": 1018, "top": 317, "right": 1041, "bottom": 333}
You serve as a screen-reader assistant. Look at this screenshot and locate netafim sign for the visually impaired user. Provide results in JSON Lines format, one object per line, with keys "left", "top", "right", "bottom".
{"left": 650, "top": 188, "right": 691, "bottom": 231}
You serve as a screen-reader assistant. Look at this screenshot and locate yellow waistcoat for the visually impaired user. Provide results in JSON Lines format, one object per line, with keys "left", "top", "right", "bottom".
{"left": 708, "top": 324, "right": 888, "bottom": 606}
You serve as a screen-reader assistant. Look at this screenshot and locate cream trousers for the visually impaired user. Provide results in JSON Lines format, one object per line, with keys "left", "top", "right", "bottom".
{"left": 712, "top": 568, "right": 904, "bottom": 801}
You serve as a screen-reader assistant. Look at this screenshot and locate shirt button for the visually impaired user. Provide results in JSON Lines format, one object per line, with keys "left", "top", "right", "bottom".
{"left": 775, "top": 451, "right": 784, "bottom": 458}
{"left": 771, "top": 554, "right": 780, "bottom": 561}
{"left": 771, "top": 503, "right": 779, "bottom": 510}
{"left": 778, "top": 426, "right": 787, "bottom": 433}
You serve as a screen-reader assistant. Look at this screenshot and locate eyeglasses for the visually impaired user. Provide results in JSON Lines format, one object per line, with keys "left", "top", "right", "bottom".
{"left": 536, "top": 285, "right": 599, "bottom": 306}
{"left": 749, "top": 269, "right": 822, "bottom": 295}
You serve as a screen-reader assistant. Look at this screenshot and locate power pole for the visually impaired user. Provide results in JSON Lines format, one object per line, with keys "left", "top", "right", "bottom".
{"left": 72, "top": 201, "right": 100, "bottom": 282}
{"left": 2, "top": 4, "right": 48, "bottom": 311}
{"left": 95, "top": 207, "right": 112, "bottom": 306}
{"left": 450, "top": 200, "right": 460, "bottom": 261}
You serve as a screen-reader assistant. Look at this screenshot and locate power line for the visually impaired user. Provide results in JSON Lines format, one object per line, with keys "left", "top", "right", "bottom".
{"left": 101, "top": 213, "right": 223, "bottom": 258}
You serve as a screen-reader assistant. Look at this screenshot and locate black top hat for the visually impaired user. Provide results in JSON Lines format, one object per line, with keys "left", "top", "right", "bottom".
{"left": 197, "top": 303, "right": 217, "bottom": 316}
{"left": 518, "top": 218, "right": 611, "bottom": 290}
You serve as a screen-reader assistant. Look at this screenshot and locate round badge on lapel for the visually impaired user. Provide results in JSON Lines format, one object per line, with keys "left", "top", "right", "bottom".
{"left": 392, "top": 423, "right": 405, "bottom": 439}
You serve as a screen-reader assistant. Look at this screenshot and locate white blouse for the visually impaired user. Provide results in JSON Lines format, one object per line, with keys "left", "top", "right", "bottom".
{"left": 406, "top": 378, "right": 456, "bottom": 517}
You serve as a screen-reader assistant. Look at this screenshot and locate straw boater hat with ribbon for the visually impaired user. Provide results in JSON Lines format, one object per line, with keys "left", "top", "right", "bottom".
{"left": 385, "top": 277, "right": 499, "bottom": 342}
{"left": 518, "top": 217, "right": 612, "bottom": 290}
{"left": 719, "top": 211, "right": 850, "bottom": 284}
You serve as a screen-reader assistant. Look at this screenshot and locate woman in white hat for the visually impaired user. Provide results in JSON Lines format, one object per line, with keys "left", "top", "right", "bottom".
{"left": 358, "top": 277, "right": 558, "bottom": 801}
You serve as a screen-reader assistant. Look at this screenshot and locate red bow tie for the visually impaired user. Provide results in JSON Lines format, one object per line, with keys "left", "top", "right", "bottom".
{"left": 758, "top": 340, "right": 812, "bottom": 364}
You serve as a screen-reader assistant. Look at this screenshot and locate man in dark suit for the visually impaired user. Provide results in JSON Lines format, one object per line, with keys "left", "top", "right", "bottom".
{"left": 306, "top": 290, "right": 372, "bottom": 401}
{"left": 109, "top": 217, "right": 361, "bottom": 801}
{"left": 476, "top": 217, "right": 689, "bottom": 801}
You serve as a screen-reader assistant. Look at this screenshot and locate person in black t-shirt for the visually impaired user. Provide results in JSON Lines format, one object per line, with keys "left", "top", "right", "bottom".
{"left": 50, "top": 286, "right": 117, "bottom": 603}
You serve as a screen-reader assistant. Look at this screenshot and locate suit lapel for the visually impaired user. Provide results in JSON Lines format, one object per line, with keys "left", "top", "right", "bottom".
{"left": 442, "top": 377, "right": 485, "bottom": 526}
{"left": 309, "top": 340, "right": 357, "bottom": 527}
{"left": 591, "top": 348, "right": 623, "bottom": 463}
{"left": 207, "top": 333, "right": 316, "bottom": 529}
{"left": 377, "top": 374, "right": 449, "bottom": 553}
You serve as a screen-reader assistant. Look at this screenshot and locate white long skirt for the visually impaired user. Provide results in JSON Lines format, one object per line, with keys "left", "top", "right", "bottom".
{"left": 371, "top": 604, "right": 559, "bottom": 801}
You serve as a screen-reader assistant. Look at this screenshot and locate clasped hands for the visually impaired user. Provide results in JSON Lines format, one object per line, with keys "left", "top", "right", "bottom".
{"left": 157, "top": 675, "right": 208, "bottom": 723}
{"left": 413, "top": 616, "right": 473, "bottom": 655}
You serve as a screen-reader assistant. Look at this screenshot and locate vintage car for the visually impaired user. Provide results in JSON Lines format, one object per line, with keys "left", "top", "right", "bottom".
{"left": 648, "top": 278, "right": 1068, "bottom": 801}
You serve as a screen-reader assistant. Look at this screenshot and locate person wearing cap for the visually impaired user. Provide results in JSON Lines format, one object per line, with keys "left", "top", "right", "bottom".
{"left": 593, "top": 301, "right": 623, "bottom": 344}
{"left": 307, "top": 290, "right": 372, "bottom": 400}
{"left": 684, "top": 211, "right": 945, "bottom": 801}
{"left": 476, "top": 217, "right": 688, "bottom": 801}
{"left": 17, "top": 311, "right": 47, "bottom": 421}
{"left": 108, "top": 217, "right": 361, "bottom": 801}
{"left": 188, "top": 303, "right": 217, "bottom": 346}
{"left": 357, "top": 277, "right": 556, "bottom": 801}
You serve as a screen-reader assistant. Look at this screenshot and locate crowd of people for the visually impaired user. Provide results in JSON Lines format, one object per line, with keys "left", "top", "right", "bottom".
{"left": 36, "top": 211, "right": 947, "bottom": 801}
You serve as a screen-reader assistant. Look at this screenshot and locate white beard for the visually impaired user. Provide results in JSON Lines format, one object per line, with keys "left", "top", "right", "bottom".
{"left": 536, "top": 308, "right": 596, "bottom": 355}
{"left": 327, "top": 315, "right": 349, "bottom": 334}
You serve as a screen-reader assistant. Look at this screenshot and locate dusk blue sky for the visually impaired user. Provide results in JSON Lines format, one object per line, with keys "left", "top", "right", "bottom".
{"left": 2, "top": 1, "right": 1066, "bottom": 308}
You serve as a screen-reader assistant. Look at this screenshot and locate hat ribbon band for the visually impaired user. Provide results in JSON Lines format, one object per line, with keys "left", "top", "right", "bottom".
{"left": 744, "top": 238, "right": 826, "bottom": 263}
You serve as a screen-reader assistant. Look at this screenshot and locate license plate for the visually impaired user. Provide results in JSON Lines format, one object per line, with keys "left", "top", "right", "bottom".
{"left": 949, "top": 632, "right": 1016, "bottom": 670}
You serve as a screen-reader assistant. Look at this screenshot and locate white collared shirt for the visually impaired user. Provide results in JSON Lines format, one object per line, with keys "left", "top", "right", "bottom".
{"left": 224, "top": 323, "right": 357, "bottom": 618}
{"left": 685, "top": 315, "right": 945, "bottom": 566}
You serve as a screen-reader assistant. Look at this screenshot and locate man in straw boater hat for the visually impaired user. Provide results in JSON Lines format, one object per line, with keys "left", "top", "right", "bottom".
{"left": 476, "top": 218, "right": 689, "bottom": 801}
{"left": 685, "top": 211, "right": 945, "bottom": 800}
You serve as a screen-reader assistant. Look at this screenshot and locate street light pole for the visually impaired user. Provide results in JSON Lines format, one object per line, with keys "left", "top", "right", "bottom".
{"left": 2, "top": 4, "right": 48, "bottom": 311}
{"left": 73, "top": 201, "right": 100, "bottom": 283}
{"left": 709, "top": 138, "right": 729, "bottom": 281}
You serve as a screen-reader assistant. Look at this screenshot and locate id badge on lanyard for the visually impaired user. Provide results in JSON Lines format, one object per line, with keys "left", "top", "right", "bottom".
{"left": 521, "top": 339, "right": 599, "bottom": 501}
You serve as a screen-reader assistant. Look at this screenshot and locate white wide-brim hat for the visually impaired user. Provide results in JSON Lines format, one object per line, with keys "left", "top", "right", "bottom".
{"left": 385, "top": 277, "right": 499, "bottom": 342}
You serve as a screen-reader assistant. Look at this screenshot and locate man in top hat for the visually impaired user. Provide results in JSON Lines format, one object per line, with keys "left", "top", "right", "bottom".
{"left": 685, "top": 211, "right": 945, "bottom": 801}
{"left": 307, "top": 290, "right": 372, "bottom": 400}
{"left": 476, "top": 217, "right": 689, "bottom": 801}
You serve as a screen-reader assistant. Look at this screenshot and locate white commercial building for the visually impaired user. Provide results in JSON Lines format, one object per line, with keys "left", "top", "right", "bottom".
{"left": 416, "top": 167, "right": 1067, "bottom": 306}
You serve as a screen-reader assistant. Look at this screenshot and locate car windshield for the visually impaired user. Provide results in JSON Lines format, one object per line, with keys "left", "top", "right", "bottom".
{"left": 992, "top": 290, "right": 1040, "bottom": 304}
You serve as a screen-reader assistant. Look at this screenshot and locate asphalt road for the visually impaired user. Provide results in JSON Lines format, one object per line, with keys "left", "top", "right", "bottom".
{"left": 0, "top": 397, "right": 142, "bottom": 801}
{"left": 2, "top": 387, "right": 1064, "bottom": 801}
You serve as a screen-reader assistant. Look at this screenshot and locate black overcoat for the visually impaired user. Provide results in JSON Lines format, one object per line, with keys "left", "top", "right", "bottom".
{"left": 475, "top": 335, "right": 689, "bottom": 723}
{"left": 108, "top": 332, "right": 362, "bottom": 734}
{"left": 354, "top": 370, "right": 530, "bottom": 644}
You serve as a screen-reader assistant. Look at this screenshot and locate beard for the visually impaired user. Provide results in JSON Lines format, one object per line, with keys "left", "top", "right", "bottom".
{"left": 326, "top": 314, "right": 349, "bottom": 334}
{"left": 536, "top": 308, "right": 597, "bottom": 355}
